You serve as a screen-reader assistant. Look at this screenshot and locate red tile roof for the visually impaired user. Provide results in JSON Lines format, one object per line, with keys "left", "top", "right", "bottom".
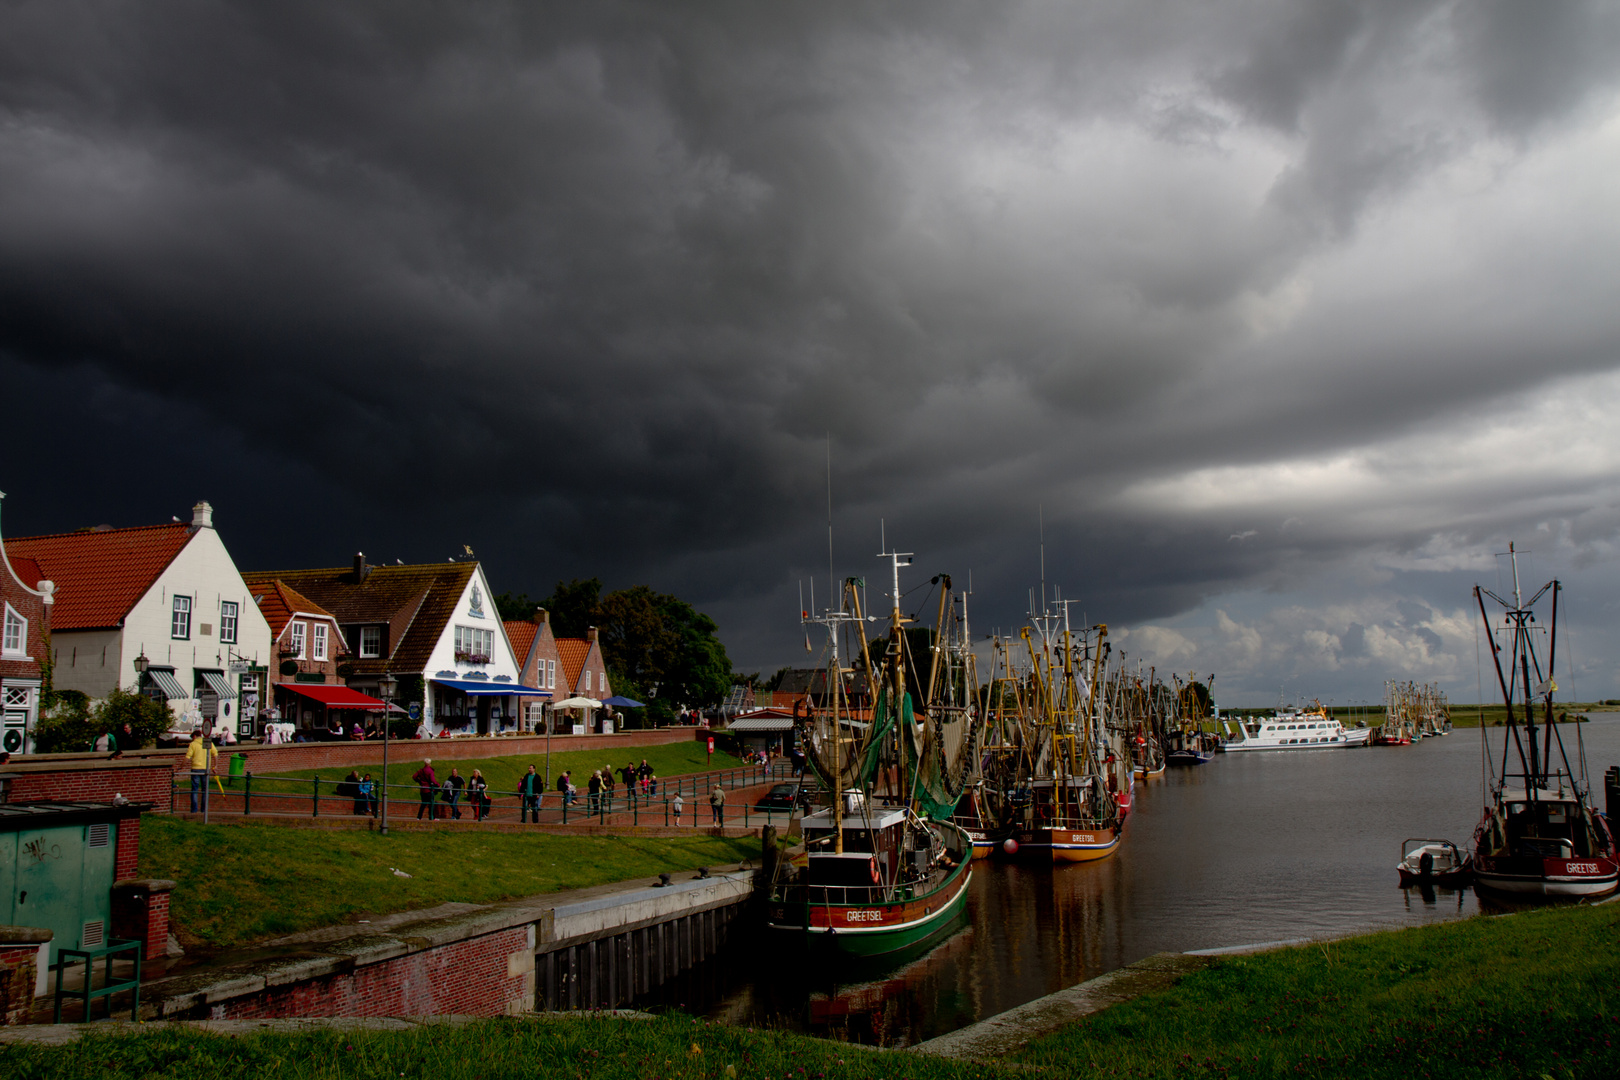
{"left": 504, "top": 621, "right": 538, "bottom": 667}
{"left": 250, "top": 579, "right": 344, "bottom": 646}
{"left": 556, "top": 638, "right": 591, "bottom": 692}
{"left": 7, "top": 524, "right": 193, "bottom": 630}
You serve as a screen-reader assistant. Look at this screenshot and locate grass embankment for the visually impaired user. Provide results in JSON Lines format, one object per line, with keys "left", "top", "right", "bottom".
{"left": 1016, "top": 901, "right": 1620, "bottom": 1079}
{"left": 253, "top": 741, "right": 745, "bottom": 796}
{"left": 139, "top": 816, "right": 759, "bottom": 952}
{"left": 12, "top": 903, "right": 1620, "bottom": 1079}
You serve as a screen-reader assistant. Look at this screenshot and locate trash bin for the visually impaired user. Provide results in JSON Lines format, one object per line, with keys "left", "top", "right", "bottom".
{"left": 228, "top": 752, "right": 247, "bottom": 787}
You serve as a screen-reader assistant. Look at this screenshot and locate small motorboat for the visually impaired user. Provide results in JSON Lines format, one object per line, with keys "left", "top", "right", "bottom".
{"left": 1398, "top": 838, "right": 1470, "bottom": 887}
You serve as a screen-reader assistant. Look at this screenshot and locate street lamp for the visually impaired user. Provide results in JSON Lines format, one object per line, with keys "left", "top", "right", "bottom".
{"left": 378, "top": 671, "right": 398, "bottom": 835}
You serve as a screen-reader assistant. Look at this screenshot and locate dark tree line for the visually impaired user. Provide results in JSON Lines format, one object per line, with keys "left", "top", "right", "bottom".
{"left": 497, "top": 579, "right": 731, "bottom": 723}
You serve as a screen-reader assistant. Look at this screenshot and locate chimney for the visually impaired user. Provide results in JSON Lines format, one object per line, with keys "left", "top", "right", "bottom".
{"left": 353, "top": 552, "right": 370, "bottom": 582}
{"left": 191, "top": 501, "right": 214, "bottom": 529}
{"left": 534, "top": 607, "right": 548, "bottom": 626}
{"left": 587, "top": 626, "right": 598, "bottom": 642}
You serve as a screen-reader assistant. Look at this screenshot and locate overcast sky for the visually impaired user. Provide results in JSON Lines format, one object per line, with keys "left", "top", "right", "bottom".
{"left": 3, "top": 1, "right": 1618, "bottom": 704}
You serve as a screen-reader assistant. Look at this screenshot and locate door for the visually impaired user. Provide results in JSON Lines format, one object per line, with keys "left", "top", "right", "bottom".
{"left": 476, "top": 698, "right": 490, "bottom": 736}
{"left": 15, "top": 824, "right": 83, "bottom": 964}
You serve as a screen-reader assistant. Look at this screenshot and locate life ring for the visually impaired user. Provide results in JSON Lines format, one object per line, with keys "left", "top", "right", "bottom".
{"left": 869, "top": 856, "right": 881, "bottom": 884}
{"left": 1038, "top": 804, "right": 1053, "bottom": 821}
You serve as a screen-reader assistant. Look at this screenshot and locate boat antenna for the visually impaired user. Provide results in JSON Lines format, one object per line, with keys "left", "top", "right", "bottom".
{"left": 1039, "top": 504, "right": 1046, "bottom": 614}
{"left": 827, "top": 433, "right": 834, "bottom": 614}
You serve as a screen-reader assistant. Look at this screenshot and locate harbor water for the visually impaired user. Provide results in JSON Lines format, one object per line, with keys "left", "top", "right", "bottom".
{"left": 640, "top": 714, "right": 1620, "bottom": 1046}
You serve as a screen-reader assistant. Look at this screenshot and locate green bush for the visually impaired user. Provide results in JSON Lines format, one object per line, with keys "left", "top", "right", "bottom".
{"left": 32, "top": 687, "right": 169, "bottom": 753}
{"left": 31, "top": 693, "right": 95, "bottom": 753}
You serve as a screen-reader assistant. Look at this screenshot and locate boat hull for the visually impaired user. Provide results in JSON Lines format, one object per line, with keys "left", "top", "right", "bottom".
{"left": 765, "top": 827, "right": 975, "bottom": 956}
{"left": 1472, "top": 854, "right": 1619, "bottom": 898}
{"left": 1007, "top": 824, "right": 1122, "bottom": 862}
{"left": 1164, "top": 749, "right": 1212, "bottom": 766}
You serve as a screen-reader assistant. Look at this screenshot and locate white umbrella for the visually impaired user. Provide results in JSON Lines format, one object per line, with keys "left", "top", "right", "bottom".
{"left": 553, "top": 696, "right": 602, "bottom": 709}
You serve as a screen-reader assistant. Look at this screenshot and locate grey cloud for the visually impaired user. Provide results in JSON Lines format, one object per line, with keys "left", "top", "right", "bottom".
{"left": 1, "top": 1, "right": 1618, "bottom": 684}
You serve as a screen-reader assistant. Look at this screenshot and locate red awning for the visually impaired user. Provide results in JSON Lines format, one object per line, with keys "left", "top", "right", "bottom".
{"left": 279, "top": 684, "right": 389, "bottom": 711}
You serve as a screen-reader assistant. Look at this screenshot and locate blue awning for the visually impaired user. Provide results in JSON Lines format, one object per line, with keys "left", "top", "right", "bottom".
{"left": 602, "top": 695, "right": 646, "bottom": 708}
{"left": 431, "top": 678, "right": 548, "bottom": 697}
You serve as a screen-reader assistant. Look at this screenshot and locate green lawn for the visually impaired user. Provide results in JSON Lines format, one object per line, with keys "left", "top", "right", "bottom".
{"left": 1015, "top": 902, "right": 1620, "bottom": 1079}
{"left": 9, "top": 903, "right": 1620, "bottom": 1078}
{"left": 139, "top": 816, "right": 759, "bottom": 952}
{"left": 247, "top": 740, "right": 745, "bottom": 798}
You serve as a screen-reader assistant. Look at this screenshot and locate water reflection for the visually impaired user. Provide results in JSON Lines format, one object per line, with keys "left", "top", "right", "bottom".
{"left": 650, "top": 716, "right": 1620, "bottom": 1047}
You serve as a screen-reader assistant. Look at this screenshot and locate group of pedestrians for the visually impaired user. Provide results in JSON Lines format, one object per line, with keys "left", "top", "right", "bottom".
{"left": 409, "top": 759, "right": 492, "bottom": 821}
{"left": 311, "top": 753, "right": 733, "bottom": 829}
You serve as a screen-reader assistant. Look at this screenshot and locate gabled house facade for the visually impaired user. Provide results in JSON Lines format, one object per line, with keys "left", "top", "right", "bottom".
{"left": 505, "top": 608, "right": 563, "bottom": 733}
{"left": 0, "top": 494, "right": 55, "bottom": 753}
{"left": 556, "top": 628, "right": 612, "bottom": 731}
{"left": 245, "top": 578, "right": 376, "bottom": 737}
{"left": 244, "top": 556, "right": 542, "bottom": 736}
{"left": 8, "top": 502, "right": 272, "bottom": 733}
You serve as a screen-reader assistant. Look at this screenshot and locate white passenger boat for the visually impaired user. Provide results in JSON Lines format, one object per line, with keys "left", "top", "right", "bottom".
{"left": 1222, "top": 703, "right": 1370, "bottom": 752}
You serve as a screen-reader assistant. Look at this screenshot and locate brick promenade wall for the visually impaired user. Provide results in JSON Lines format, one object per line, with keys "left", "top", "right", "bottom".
{"left": 6, "top": 760, "right": 172, "bottom": 807}
{"left": 115, "top": 817, "right": 140, "bottom": 879}
{"left": 208, "top": 925, "right": 532, "bottom": 1020}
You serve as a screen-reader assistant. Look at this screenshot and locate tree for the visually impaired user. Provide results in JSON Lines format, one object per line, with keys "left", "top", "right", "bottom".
{"left": 539, "top": 578, "right": 603, "bottom": 638}
{"left": 594, "top": 586, "right": 731, "bottom": 722}
{"left": 494, "top": 591, "right": 538, "bottom": 622}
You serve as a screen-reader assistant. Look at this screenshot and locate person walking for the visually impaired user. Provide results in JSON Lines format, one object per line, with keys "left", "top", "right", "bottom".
{"left": 648, "top": 773, "right": 658, "bottom": 797}
{"left": 601, "top": 765, "right": 616, "bottom": 807}
{"left": 557, "top": 770, "right": 574, "bottom": 807}
{"left": 413, "top": 759, "right": 438, "bottom": 820}
{"left": 588, "top": 770, "right": 602, "bottom": 814}
{"left": 469, "top": 769, "right": 490, "bottom": 821}
{"left": 519, "top": 764, "right": 541, "bottom": 822}
{"left": 446, "top": 768, "right": 466, "bottom": 820}
{"left": 638, "top": 758, "right": 652, "bottom": 794}
{"left": 672, "top": 792, "right": 683, "bottom": 826}
{"left": 620, "top": 762, "right": 636, "bottom": 791}
{"left": 709, "top": 784, "right": 725, "bottom": 826}
{"left": 185, "top": 730, "right": 218, "bottom": 813}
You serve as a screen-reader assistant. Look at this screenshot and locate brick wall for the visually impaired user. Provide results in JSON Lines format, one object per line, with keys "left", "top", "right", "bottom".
{"left": 0, "top": 934, "right": 49, "bottom": 1026}
{"left": 6, "top": 761, "right": 172, "bottom": 808}
{"left": 115, "top": 817, "right": 141, "bottom": 879}
{"left": 111, "top": 880, "right": 171, "bottom": 963}
{"left": 213, "top": 925, "right": 531, "bottom": 1019}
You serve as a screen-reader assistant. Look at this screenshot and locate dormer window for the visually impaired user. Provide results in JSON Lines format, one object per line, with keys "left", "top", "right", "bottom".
{"left": 360, "top": 626, "right": 382, "bottom": 658}
{"left": 289, "top": 621, "right": 306, "bottom": 658}
{"left": 312, "top": 623, "right": 328, "bottom": 662}
{"left": 2, "top": 605, "right": 25, "bottom": 656}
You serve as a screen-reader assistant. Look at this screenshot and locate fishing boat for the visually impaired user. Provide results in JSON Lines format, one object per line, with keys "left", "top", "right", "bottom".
{"left": 1397, "top": 838, "right": 1470, "bottom": 887}
{"left": 1003, "top": 615, "right": 1131, "bottom": 863}
{"left": 1222, "top": 701, "right": 1370, "bottom": 752}
{"left": 1469, "top": 546, "right": 1618, "bottom": 900}
{"left": 1164, "top": 673, "right": 1217, "bottom": 765}
{"left": 767, "top": 552, "right": 976, "bottom": 955}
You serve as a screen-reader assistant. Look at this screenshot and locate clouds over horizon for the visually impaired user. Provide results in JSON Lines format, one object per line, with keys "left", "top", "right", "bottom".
{"left": 2, "top": 1, "right": 1618, "bottom": 697}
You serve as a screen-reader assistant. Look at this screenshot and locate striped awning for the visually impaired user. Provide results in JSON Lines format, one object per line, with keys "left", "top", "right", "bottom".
{"left": 198, "top": 671, "right": 237, "bottom": 700}
{"left": 145, "top": 668, "right": 189, "bottom": 700}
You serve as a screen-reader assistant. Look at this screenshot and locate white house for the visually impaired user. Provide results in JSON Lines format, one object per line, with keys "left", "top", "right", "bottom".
{"left": 10, "top": 502, "right": 273, "bottom": 727}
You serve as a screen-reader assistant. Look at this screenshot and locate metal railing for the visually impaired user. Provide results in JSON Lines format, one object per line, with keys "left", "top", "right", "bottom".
{"left": 171, "top": 762, "right": 809, "bottom": 829}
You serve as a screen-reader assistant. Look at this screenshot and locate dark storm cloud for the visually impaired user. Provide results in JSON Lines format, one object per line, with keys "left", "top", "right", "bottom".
{"left": 2, "top": 1, "right": 1618, "bottom": 681}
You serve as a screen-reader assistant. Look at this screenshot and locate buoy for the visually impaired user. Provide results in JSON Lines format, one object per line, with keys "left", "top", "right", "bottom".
{"left": 1002, "top": 837, "right": 1019, "bottom": 855}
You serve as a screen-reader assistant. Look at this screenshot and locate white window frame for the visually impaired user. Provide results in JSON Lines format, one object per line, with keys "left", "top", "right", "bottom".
{"left": 599, "top": 671, "right": 606, "bottom": 692}
{"left": 312, "top": 622, "right": 328, "bottom": 662}
{"left": 172, "top": 595, "right": 192, "bottom": 640}
{"left": 2, "top": 604, "right": 25, "bottom": 656}
{"left": 360, "top": 626, "right": 381, "bottom": 659}
{"left": 219, "top": 600, "right": 238, "bottom": 644}
{"left": 288, "top": 621, "right": 306, "bottom": 658}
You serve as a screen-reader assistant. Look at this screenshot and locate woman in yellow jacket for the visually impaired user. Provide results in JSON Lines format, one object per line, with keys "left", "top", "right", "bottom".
{"left": 184, "top": 730, "right": 218, "bottom": 812}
